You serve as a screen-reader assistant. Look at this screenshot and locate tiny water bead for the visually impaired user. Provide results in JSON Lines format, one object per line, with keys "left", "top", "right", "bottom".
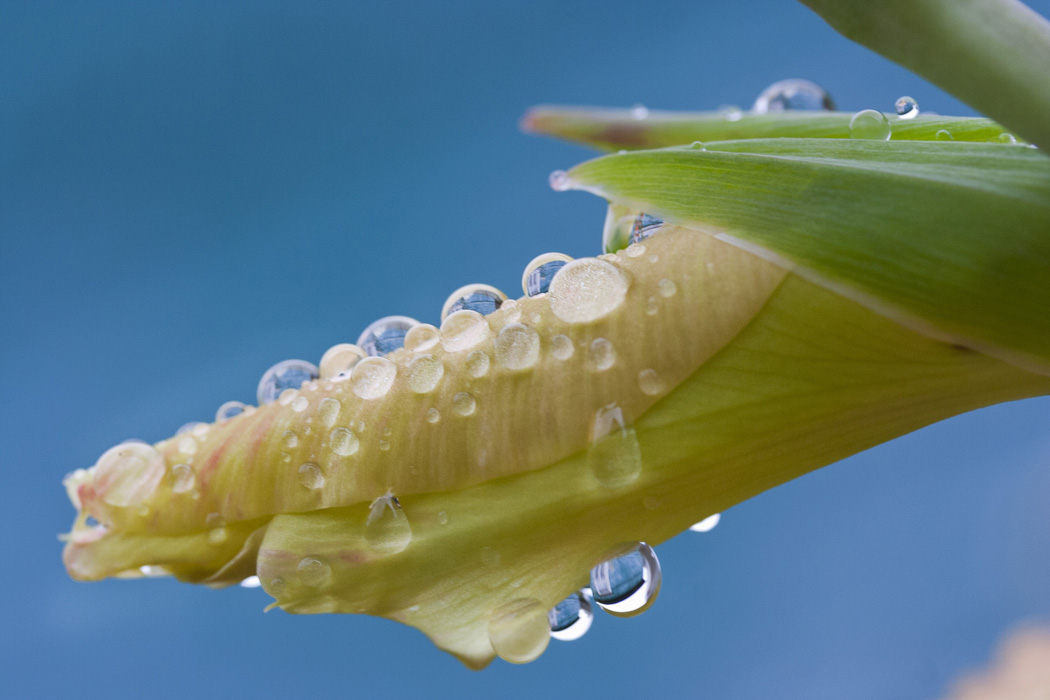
{"left": 548, "top": 169, "right": 570, "bottom": 192}
{"left": 589, "top": 543, "right": 662, "bottom": 617}
{"left": 689, "top": 513, "right": 721, "bottom": 532}
{"left": 357, "top": 316, "right": 420, "bottom": 356}
{"left": 548, "top": 590, "right": 594, "bottom": 642}
{"left": 587, "top": 338, "right": 617, "bottom": 371}
{"left": 365, "top": 490, "right": 413, "bottom": 555}
{"left": 550, "top": 334, "right": 574, "bottom": 361}
{"left": 403, "top": 323, "right": 440, "bottom": 352}
{"left": 487, "top": 598, "right": 551, "bottom": 664}
{"left": 207, "top": 526, "right": 228, "bottom": 545}
{"left": 317, "top": 397, "right": 341, "bottom": 428}
{"left": 637, "top": 368, "right": 665, "bottom": 396}
{"left": 452, "top": 391, "right": 477, "bottom": 416}
{"left": 426, "top": 407, "right": 442, "bottom": 424}
{"left": 215, "top": 400, "right": 246, "bottom": 422}
{"left": 92, "top": 442, "right": 166, "bottom": 507}
{"left": 290, "top": 395, "right": 309, "bottom": 413}
{"left": 849, "top": 109, "right": 892, "bottom": 141}
{"left": 319, "top": 343, "right": 366, "bottom": 380}
{"left": 549, "top": 258, "right": 629, "bottom": 324}
{"left": 406, "top": 354, "right": 445, "bottom": 394}
{"left": 588, "top": 403, "right": 642, "bottom": 488}
{"left": 350, "top": 356, "right": 397, "bottom": 400}
{"left": 522, "top": 252, "right": 573, "bottom": 297}
{"left": 282, "top": 430, "right": 299, "bottom": 448}
{"left": 257, "top": 359, "right": 319, "bottom": 405}
{"left": 328, "top": 427, "right": 360, "bottom": 457}
{"left": 690, "top": 140, "right": 705, "bottom": 150}
{"left": 894, "top": 95, "right": 919, "bottom": 119}
{"left": 658, "top": 278, "right": 677, "bottom": 298}
{"left": 441, "top": 284, "right": 507, "bottom": 321}
{"left": 495, "top": 323, "right": 541, "bottom": 370}
{"left": 630, "top": 213, "right": 664, "bottom": 244}
{"left": 996, "top": 132, "right": 1018, "bottom": 144}
{"left": 297, "top": 462, "right": 325, "bottom": 490}
{"left": 752, "top": 78, "right": 835, "bottom": 113}
{"left": 169, "top": 463, "right": 195, "bottom": 494}
{"left": 465, "top": 349, "right": 491, "bottom": 377}
{"left": 440, "top": 310, "right": 491, "bottom": 352}
{"left": 297, "top": 556, "right": 332, "bottom": 587}
{"left": 936, "top": 129, "right": 954, "bottom": 141}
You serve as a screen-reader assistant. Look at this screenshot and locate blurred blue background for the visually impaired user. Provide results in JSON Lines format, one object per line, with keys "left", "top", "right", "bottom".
{"left": 3, "top": 2, "right": 1050, "bottom": 698}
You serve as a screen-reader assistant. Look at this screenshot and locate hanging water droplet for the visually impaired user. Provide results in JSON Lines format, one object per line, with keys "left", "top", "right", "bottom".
{"left": 630, "top": 103, "right": 649, "bottom": 120}
{"left": 631, "top": 213, "right": 664, "bottom": 244}
{"left": 350, "top": 356, "right": 397, "bottom": 400}
{"left": 495, "top": 323, "right": 541, "bottom": 370}
{"left": 550, "top": 334, "right": 574, "bottom": 361}
{"left": 297, "top": 462, "right": 325, "bottom": 489}
{"left": 169, "top": 463, "right": 195, "bottom": 494}
{"left": 290, "top": 395, "right": 309, "bottom": 413}
{"left": 936, "top": 129, "right": 954, "bottom": 141}
{"left": 548, "top": 169, "right": 570, "bottom": 191}
{"left": 425, "top": 407, "right": 441, "bottom": 424}
{"left": 690, "top": 141, "right": 705, "bottom": 150}
{"left": 357, "top": 316, "right": 420, "bottom": 356}
{"left": 257, "top": 359, "right": 319, "bottom": 405}
{"left": 440, "top": 310, "right": 491, "bottom": 352}
{"left": 894, "top": 95, "right": 919, "bottom": 119}
{"left": 488, "top": 597, "right": 551, "bottom": 664}
{"left": 587, "top": 338, "right": 616, "bottom": 371}
{"left": 215, "top": 400, "right": 247, "bottom": 422}
{"left": 328, "top": 427, "right": 359, "bottom": 456}
{"left": 92, "top": 442, "right": 166, "bottom": 508}
{"left": 403, "top": 324, "right": 440, "bottom": 352}
{"left": 317, "top": 397, "right": 341, "bottom": 428}
{"left": 239, "top": 575, "right": 262, "bottom": 588}
{"left": 689, "top": 513, "right": 721, "bottom": 532}
{"left": 465, "top": 349, "right": 491, "bottom": 377}
{"left": 588, "top": 404, "right": 642, "bottom": 488}
{"left": 365, "top": 490, "right": 413, "bottom": 555}
{"left": 297, "top": 556, "right": 331, "bottom": 586}
{"left": 589, "top": 543, "right": 661, "bottom": 617}
{"left": 658, "top": 278, "right": 677, "bottom": 298}
{"left": 319, "top": 343, "right": 366, "bottom": 380}
{"left": 549, "top": 258, "right": 630, "bottom": 325}
{"left": 752, "top": 79, "right": 835, "bottom": 113}
{"left": 549, "top": 589, "right": 594, "bottom": 642}
{"left": 441, "top": 284, "right": 507, "bottom": 321}
{"left": 849, "top": 109, "right": 892, "bottom": 140}
{"left": 406, "top": 354, "right": 445, "bottom": 394}
{"left": 452, "top": 392, "right": 476, "bottom": 416}
{"left": 282, "top": 430, "right": 299, "bottom": 449}
{"left": 522, "top": 252, "right": 573, "bottom": 297}
{"left": 637, "top": 368, "right": 665, "bottom": 395}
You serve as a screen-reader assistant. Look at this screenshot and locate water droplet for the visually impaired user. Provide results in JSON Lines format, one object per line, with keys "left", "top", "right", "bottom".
{"left": 488, "top": 598, "right": 551, "bottom": 664}
{"left": 206, "top": 512, "right": 224, "bottom": 528}
{"left": 239, "top": 575, "right": 262, "bottom": 588}
{"left": 406, "top": 354, "right": 444, "bottom": 394}
{"left": 257, "top": 359, "right": 319, "bottom": 405}
{"left": 602, "top": 203, "right": 640, "bottom": 253}
{"left": 207, "top": 527, "right": 228, "bottom": 545}
{"left": 365, "top": 490, "right": 413, "bottom": 555}
{"left": 495, "top": 323, "right": 540, "bottom": 370}
{"left": 357, "top": 316, "right": 420, "bottom": 356}
{"left": 549, "top": 258, "right": 630, "bottom": 324}
{"left": 499, "top": 297, "right": 522, "bottom": 323}
{"left": 298, "top": 462, "right": 325, "bottom": 490}
{"left": 849, "top": 109, "right": 892, "bottom": 141}
{"left": 752, "top": 79, "right": 834, "bottom": 113}
{"left": 689, "top": 513, "right": 721, "bottom": 532}
{"left": 588, "top": 404, "right": 642, "bottom": 488}
{"left": 630, "top": 103, "right": 649, "bottom": 120}
{"left": 437, "top": 510, "right": 449, "bottom": 525}
{"left": 297, "top": 556, "right": 331, "bottom": 586}
{"left": 637, "top": 368, "right": 666, "bottom": 395}
{"left": 177, "top": 436, "right": 198, "bottom": 455}
{"left": 282, "top": 430, "right": 299, "bottom": 449}
{"left": 426, "top": 407, "right": 441, "bottom": 424}
{"left": 317, "top": 397, "right": 341, "bottom": 428}
{"left": 215, "top": 400, "right": 247, "bottom": 422}
{"left": 550, "top": 334, "right": 574, "bottom": 361}
{"left": 548, "top": 169, "right": 570, "bottom": 191}
{"left": 522, "top": 252, "right": 573, "bottom": 297}
{"left": 589, "top": 543, "right": 661, "bottom": 617}
{"left": 452, "top": 392, "right": 476, "bottom": 416}
{"left": 587, "top": 338, "right": 616, "bottom": 371}
{"left": 625, "top": 243, "right": 646, "bottom": 258}
{"left": 690, "top": 141, "right": 705, "bottom": 150}
{"left": 290, "top": 395, "right": 309, "bottom": 413}
{"left": 936, "top": 129, "right": 954, "bottom": 141}
{"left": 378, "top": 439, "right": 390, "bottom": 451}
{"left": 894, "top": 95, "right": 919, "bottom": 119}
{"left": 319, "top": 343, "right": 366, "bottom": 380}
{"left": 350, "top": 356, "right": 397, "bottom": 400}
{"left": 466, "top": 350, "right": 491, "bottom": 377}
{"left": 631, "top": 213, "right": 664, "bottom": 244}
{"left": 658, "top": 278, "right": 677, "bottom": 298}
{"left": 268, "top": 577, "right": 286, "bottom": 596}
{"left": 328, "top": 427, "right": 359, "bottom": 456}
{"left": 723, "top": 106, "right": 744, "bottom": 122}
{"left": 440, "top": 310, "right": 491, "bottom": 352}
{"left": 549, "top": 590, "right": 594, "bottom": 641}
{"left": 996, "top": 132, "right": 1017, "bottom": 144}
{"left": 169, "top": 463, "right": 195, "bottom": 494}
{"left": 403, "top": 324, "right": 440, "bottom": 352}
{"left": 646, "top": 296, "right": 659, "bottom": 316}
{"left": 442, "top": 284, "right": 507, "bottom": 321}
{"left": 278, "top": 388, "right": 298, "bottom": 406}
{"left": 176, "top": 421, "right": 205, "bottom": 436}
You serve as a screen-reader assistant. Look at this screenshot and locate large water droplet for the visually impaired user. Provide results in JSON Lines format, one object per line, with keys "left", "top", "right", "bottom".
{"left": 488, "top": 598, "right": 551, "bottom": 664}
{"left": 495, "top": 323, "right": 540, "bottom": 370}
{"left": 549, "top": 258, "right": 629, "bottom": 324}
{"left": 442, "top": 284, "right": 507, "bottom": 321}
{"left": 169, "top": 463, "right": 195, "bottom": 494}
{"left": 522, "top": 253, "right": 573, "bottom": 297}
{"left": 298, "top": 462, "right": 325, "bottom": 489}
{"left": 589, "top": 543, "right": 661, "bottom": 617}
{"left": 403, "top": 324, "right": 440, "bottom": 352}
{"left": 317, "top": 397, "right": 341, "bottom": 428}
{"left": 849, "top": 109, "right": 892, "bottom": 141}
{"left": 894, "top": 95, "right": 919, "bottom": 119}
{"left": 465, "top": 349, "right": 491, "bottom": 377}
{"left": 93, "top": 442, "right": 165, "bottom": 507}
{"left": 550, "top": 334, "right": 574, "bottom": 361}
{"left": 357, "top": 316, "right": 420, "bottom": 356}
{"left": 440, "top": 310, "right": 491, "bottom": 352}
{"left": 689, "top": 513, "right": 721, "bottom": 532}
{"left": 297, "top": 556, "right": 331, "bottom": 586}
{"left": 215, "top": 400, "right": 247, "bottom": 422}
{"left": 365, "top": 490, "right": 413, "bottom": 555}
{"left": 752, "top": 79, "right": 834, "bottom": 113}
{"left": 329, "top": 427, "right": 359, "bottom": 456}
{"left": 587, "top": 338, "right": 616, "bottom": 371}
{"left": 637, "top": 368, "right": 665, "bottom": 395}
{"left": 452, "top": 392, "right": 476, "bottom": 416}
{"left": 588, "top": 404, "right": 642, "bottom": 488}
{"left": 319, "top": 343, "right": 366, "bottom": 380}
{"left": 406, "top": 354, "right": 445, "bottom": 394}
{"left": 257, "top": 359, "right": 319, "bottom": 405}
{"left": 549, "top": 590, "right": 594, "bottom": 641}
{"left": 350, "top": 356, "right": 397, "bottom": 400}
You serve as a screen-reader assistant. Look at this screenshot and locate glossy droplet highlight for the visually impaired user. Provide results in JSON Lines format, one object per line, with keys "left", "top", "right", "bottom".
{"left": 690, "top": 513, "right": 721, "bottom": 532}
{"left": 317, "top": 397, "right": 341, "bottom": 428}
{"left": 93, "top": 442, "right": 165, "bottom": 507}
{"left": 894, "top": 95, "right": 919, "bottom": 119}
{"left": 298, "top": 462, "right": 325, "bottom": 490}
{"left": 297, "top": 556, "right": 331, "bottom": 586}
{"left": 403, "top": 324, "right": 440, "bottom": 352}
{"left": 549, "top": 590, "right": 594, "bottom": 642}
{"left": 215, "top": 400, "right": 246, "bottom": 422}
{"left": 550, "top": 334, "right": 574, "bottom": 361}
{"left": 549, "top": 258, "right": 629, "bottom": 324}
{"left": 441, "top": 284, "right": 507, "bottom": 321}
{"left": 495, "top": 323, "right": 540, "bottom": 370}
{"left": 329, "top": 427, "right": 359, "bottom": 456}
{"left": 638, "top": 369, "right": 665, "bottom": 395}
{"left": 257, "top": 359, "right": 319, "bottom": 405}
{"left": 169, "top": 463, "right": 195, "bottom": 494}
{"left": 589, "top": 543, "right": 661, "bottom": 617}
{"left": 588, "top": 338, "right": 616, "bottom": 371}
{"left": 548, "top": 169, "right": 570, "bottom": 191}
{"left": 350, "top": 356, "right": 397, "bottom": 400}
{"left": 357, "top": 316, "right": 420, "bottom": 356}
{"left": 752, "top": 79, "right": 834, "bottom": 113}
{"left": 452, "top": 392, "right": 476, "bottom": 416}
{"left": 406, "top": 354, "right": 444, "bottom": 394}
{"left": 440, "top": 310, "right": 491, "bottom": 352}
{"left": 849, "top": 109, "right": 891, "bottom": 141}
{"left": 319, "top": 343, "right": 366, "bottom": 380}
{"left": 522, "top": 252, "right": 573, "bottom": 297}
{"left": 465, "top": 350, "right": 491, "bottom": 377}
{"left": 365, "top": 490, "right": 413, "bottom": 555}
{"left": 588, "top": 404, "right": 642, "bottom": 488}
{"left": 690, "top": 141, "right": 705, "bottom": 150}
{"left": 488, "top": 598, "right": 551, "bottom": 664}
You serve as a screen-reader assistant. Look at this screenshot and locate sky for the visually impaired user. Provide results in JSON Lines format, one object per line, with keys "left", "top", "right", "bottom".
{"left": 2, "top": 2, "right": 1049, "bottom": 698}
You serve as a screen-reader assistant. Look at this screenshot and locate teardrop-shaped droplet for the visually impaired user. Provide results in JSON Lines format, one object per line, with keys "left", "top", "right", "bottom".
{"left": 488, "top": 597, "right": 551, "bottom": 664}
{"left": 440, "top": 310, "right": 491, "bottom": 352}
{"left": 350, "top": 356, "right": 397, "bottom": 400}
{"left": 689, "top": 513, "right": 721, "bottom": 532}
{"left": 403, "top": 323, "right": 441, "bottom": 352}
{"left": 406, "top": 354, "right": 445, "bottom": 394}
{"left": 589, "top": 543, "right": 661, "bottom": 617}
{"left": 522, "top": 253, "right": 573, "bottom": 297}
{"left": 215, "top": 400, "right": 247, "bottom": 422}
{"left": 319, "top": 343, "right": 366, "bottom": 380}
{"left": 548, "top": 589, "right": 594, "bottom": 641}
{"left": 894, "top": 95, "right": 919, "bottom": 119}
{"left": 441, "top": 284, "right": 507, "bottom": 321}
{"left": 549, "top": 259, "right": 629, "bottom": 325}
{"left": 257, "top": 359, "right": 319, "bottom": 405}
{"left": 495, "top": 323, "right": 540, "bottom": 370}
{"left": 752, "top": 78, "right": 834, "bottom": 113}
{"left": 588, "top": 404, "right": 642, "bottom": 488}
{"left": 357, "top": 316, "right": 420, "bottom": 356}
{"left": 849, "top": 109, "right": 892, "bottom": 141}
{"left": 93, "top": 442, "right": 165, "bottom": 507}
{"left": 365, "top": 490, "right": 413, "bottom": 555}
